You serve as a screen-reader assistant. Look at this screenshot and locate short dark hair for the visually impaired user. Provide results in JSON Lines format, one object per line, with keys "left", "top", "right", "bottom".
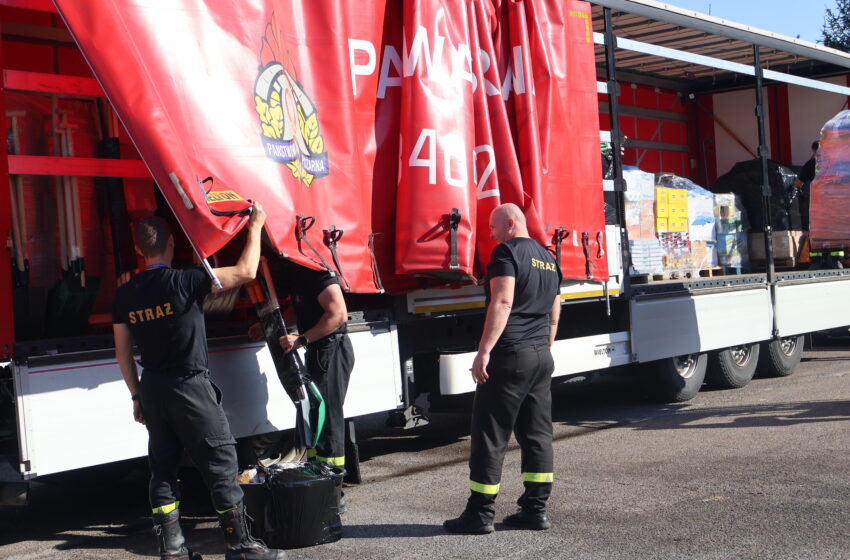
{"left": 812, "top": 141, "right": 820, "bottom": 151}
{"left": 135, "top": 216, "right": 171, "bottom": 257}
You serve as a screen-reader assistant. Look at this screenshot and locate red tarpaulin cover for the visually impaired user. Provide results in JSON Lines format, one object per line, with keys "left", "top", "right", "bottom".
{"left": 53, "top": 0, "right": 608, "bottom": 292}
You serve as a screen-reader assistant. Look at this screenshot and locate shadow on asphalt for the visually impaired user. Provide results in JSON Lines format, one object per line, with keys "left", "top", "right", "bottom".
{"left": 627, "top": 399, "right": 850, "bottom": 431}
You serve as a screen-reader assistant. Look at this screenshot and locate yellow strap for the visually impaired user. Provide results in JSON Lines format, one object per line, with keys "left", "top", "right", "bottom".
{"left": 522, "top": 472, "right": 554, "bottom": 483}
{"left": 152, "top": 501, "right": 179, "bottom": 515}
{"left": 470, "top": 480, "right": 500, "bottom": 495}
{"left": 216, "top": 505, "right": 238, "bottom": 514}
{"left": 316, "top": 455, "right": 345, "bottom": 467}
{"left": 306, "top": 448, "right": 317, "bottom": 458}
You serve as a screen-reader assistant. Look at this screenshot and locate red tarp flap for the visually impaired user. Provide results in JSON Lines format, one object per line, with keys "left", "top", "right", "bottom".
{"left": 53, "top": 0, "right": 608, "bottom": 292}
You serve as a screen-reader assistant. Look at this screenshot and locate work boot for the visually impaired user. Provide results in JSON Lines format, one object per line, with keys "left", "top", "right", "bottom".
{"left": 152, "top": 509, "right": 202, "bottom": 560}
{"left": 502, "top": 509, "right": 551, "bottom": 530}
{"left": 503, "top": 481, "right": 551, "bottom": 530}
{"left": 218, "top": 503, "right": 287, "bottom": 560}
{"left": 443, "top": 490, "right": 495, "bottom": 535}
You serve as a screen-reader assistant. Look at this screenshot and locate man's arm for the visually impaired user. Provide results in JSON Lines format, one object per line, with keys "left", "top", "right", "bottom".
{"left": 113, "top": 322, "right": 144, "bottom": 424}
{"left": 549, "top": 294, "right": 561, "bottom": 347}
{"left": 212, "top": 202, "right": 266, "bottom": 291}
{"left": 280, "top": 283, "right": 348, "bottom": 353}
{"left": 471, "top": 275, "right": 515, "bottom": 384}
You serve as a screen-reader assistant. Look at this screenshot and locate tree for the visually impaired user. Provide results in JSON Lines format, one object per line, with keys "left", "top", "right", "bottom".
{"left": 823, "top": 0, "right": 850, "bottom": 51}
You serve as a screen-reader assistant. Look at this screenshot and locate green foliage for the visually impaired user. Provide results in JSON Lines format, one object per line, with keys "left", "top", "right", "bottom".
{"left": 823, "top": 0, "right": 850, "bottom": 51}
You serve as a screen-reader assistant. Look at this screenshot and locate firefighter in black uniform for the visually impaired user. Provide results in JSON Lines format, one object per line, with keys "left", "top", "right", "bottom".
{"left": 444, "top": 203, "right": 562, "bottom": 535}
{"left": 113, "top": 204, "right": 287, "bottom": 560}
{"left": 249, "top": 260, "right": 354, "bottom": 492}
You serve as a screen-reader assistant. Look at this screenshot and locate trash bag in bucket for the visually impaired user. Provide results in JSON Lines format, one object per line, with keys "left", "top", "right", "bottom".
{"left": 240, "top": 461, "right": 342, "bottom": 549}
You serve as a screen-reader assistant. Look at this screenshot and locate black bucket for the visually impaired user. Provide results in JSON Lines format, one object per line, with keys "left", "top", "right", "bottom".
{"left": 241, "top": 462, "right": 342, "bottom": 549}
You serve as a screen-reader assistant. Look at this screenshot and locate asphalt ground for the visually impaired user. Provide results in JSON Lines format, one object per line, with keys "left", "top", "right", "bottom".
{"left": 1, "top": 341, "right": 848, "bottom": 559}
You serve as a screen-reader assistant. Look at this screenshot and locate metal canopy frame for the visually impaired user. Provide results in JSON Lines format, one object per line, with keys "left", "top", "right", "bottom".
{"left": 589, "top": 0, "right": 850, "bottom": 94}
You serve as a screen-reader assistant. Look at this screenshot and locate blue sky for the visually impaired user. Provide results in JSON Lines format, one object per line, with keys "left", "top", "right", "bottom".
{"left": 661, "top": 1, "right": 838, "bottom": 44}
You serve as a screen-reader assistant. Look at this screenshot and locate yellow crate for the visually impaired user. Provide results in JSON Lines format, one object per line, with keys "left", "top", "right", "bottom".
{"left": 667, "top": 189, "right": 688, "bottom": 205}
{"left": 668, "top": 205, "right": 688, "bottom": 218}
{"left": 656, "top": 218, "right": 669, "bottom": 232}
{"left": 655, "top": 203, "right": 669, "bottom": 217}
{"left": 655, "top": 187, "right": 669, "bottom": 205}
{"left": 668, "top": 218, "right": 688, "bottom": 232}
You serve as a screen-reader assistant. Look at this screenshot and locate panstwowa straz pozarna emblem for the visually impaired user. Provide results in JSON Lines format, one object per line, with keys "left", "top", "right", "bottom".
{"left": 254, "top": 15, "right": 328, "bottom": 186}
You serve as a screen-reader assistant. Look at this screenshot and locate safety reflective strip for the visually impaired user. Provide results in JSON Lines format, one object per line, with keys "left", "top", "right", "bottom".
{"left": 216, "top": 505, "right": 238, "bottom": 514}
{"left": 469, "top": 480, "right": 500, "bottom": 495}
{"left": 152, "top": 501, "right": 179, "bottom": 515}
{"left": 522, "top": 472, "right": 554, "bottom": 483}
{"left": 316, "top": 455, "right": 345, "bottom": 467}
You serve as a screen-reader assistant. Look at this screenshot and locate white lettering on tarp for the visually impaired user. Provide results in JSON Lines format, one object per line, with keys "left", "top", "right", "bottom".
{"left": 403, "top": 25, "right": 446, "bottom": 78}
{"left": 377, "top": 45, "right": 402, "bottom": 99}
{"left": 348, "top": 39, "right": 376, "bottom": 96}
{"left": 352, "top": 33, "right": 527, "bottom": 99}
{"left": 500, "top": 45, "right": 525, "bottom": 100}
{"left": 408, "top": 128, "right": 497, "bottom": 193}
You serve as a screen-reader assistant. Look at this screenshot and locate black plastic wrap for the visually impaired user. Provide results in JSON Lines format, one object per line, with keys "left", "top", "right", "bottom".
{"left": 711, "top": 159, "right": 801, "bottom": 231}
{"left": 241, "top": 461, "right": 342, "bottom": 549}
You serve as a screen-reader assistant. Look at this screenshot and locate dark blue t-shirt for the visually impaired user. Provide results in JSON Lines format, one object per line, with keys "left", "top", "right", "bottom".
{"left": 486, "top": 237, "right": 561, "bottom": 352}
{"left": 112, "top": 266, "right": 212, "bottom": 374}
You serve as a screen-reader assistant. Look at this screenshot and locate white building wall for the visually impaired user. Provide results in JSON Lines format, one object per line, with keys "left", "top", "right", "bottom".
{"left": 787, "top": 76, "right": 848, "bottom": 165}
{"left": 713, "top": 88, "right": 771, "bottom": 179}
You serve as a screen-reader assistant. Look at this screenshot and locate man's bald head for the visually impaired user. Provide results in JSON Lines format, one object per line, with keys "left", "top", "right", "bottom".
{"left": 489, "top": 203, "right": 529, "bottom": 243}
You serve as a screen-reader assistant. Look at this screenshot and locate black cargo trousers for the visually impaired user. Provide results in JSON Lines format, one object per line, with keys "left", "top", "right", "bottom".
{"left": 467, "top": 343, "right": 555, "bottom": 520}
{"left": 304, "top": 333, "right": 354, "bottom": 472}
{"left": 139, "top": 370, "right": 243, "bottom": 511}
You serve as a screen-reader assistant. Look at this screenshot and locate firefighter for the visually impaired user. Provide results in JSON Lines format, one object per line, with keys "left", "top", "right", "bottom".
{"left": 113, "top": 205, "right": 287, "bottom": 560}
{"left": 444, "top": 203, "right": 562, "bottom": 534}
{"left": 249, "top": 259, "right": 354, "bottom": 505}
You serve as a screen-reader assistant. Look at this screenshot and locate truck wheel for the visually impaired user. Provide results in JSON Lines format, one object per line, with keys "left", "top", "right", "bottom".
{"left": 651, "top": 353, "right": 707, "bottom": 402}
{"left": 706, "top": 344, "right": 760, "bottom": 389}
{"left": 758, "top": 335, "right": 804, "bottom": 377}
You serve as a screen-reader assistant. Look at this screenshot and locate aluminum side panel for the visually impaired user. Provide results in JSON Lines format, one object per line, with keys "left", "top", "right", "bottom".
{"left": 630, "top": 288, "right": 772, "bottom": 363}
{"left": 16, "top": 328, "right": 401, "bottom": 477}
{"left": 775, "top": 280, "right": 850, "bottom": 336}
{"left": 439, "top": 331, "right": 631, "bottom": 395}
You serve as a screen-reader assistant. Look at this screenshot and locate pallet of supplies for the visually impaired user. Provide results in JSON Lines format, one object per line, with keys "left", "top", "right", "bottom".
{"left": 811, "top": 110, "right": 850, "bottom": 250}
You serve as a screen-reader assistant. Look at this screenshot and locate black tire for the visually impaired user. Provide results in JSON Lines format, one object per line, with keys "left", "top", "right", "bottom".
{"left": 706, "top": 344, "right": 760, "bottom": 389}
{"left": 757, "top": 335, "right": 805, "bottom": 377}
{"left": 650, "top": 353, "right": 707, "bottom": 403}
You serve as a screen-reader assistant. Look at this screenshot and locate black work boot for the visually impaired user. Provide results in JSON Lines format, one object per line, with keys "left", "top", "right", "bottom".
{"left": 152, "top": 509, "right": 202, "bottom": 560}
{"left": 503, "top": 481, "right": 552, "bottom": 530}
{"left": 443, "top": 491, "right": 496, "bottom": 534}
{"left": 219, "top": 503, "right": 287, "bottom": 560}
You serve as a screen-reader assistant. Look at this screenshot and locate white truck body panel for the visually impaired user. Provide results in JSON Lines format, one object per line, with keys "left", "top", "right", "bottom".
{"left": 775, "top": 278, "right": 850, "bottom": 336}
{"left": 14, "top": 326, "right": 402, "bottom": 478}
{"left": 630, "top": 287, "right": 773, "bottom": 362}
{"left": 438, "top": 331, "right": 632, "bottom": 395}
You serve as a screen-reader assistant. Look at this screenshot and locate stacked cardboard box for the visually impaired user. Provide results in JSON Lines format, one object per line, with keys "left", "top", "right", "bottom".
{"left": 714, "top": 193, "right": 749, "bottom": 268}
{"left": 623, "top": 167, "right": 664, "bottom": 274}
{"left": 655, "top": 187, "right": 689, "bottom": 233}
{"left": 811, "top": 110, "right": 850, "bottom": 249}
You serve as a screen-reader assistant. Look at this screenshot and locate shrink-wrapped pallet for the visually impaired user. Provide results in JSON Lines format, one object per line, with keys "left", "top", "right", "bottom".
{"left": 811, "top": 110, "right": 850, "bottom": 249}
{"left": 714, "top": 193, "right": 749, "bottom": 268}
{"left": 624, "top": 167, "right": 664, "bottom": 274}
{"left": 655, "top": 174, "right": 717, "bottom": 276}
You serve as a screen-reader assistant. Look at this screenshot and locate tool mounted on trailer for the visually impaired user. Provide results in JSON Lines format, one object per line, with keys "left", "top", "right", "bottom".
{"left": 246, "top": 257, "right": 326, "bottom": 451}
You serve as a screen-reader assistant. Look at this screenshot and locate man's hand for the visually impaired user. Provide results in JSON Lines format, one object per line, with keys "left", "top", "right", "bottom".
{"left": 133, "top": 401, "right": 145, "bottom": 425}
{"left": 471, "top": 351, "right": 490, "bottom": 384}
{"left": 249, "top": 201, "right": 266, "bottom": 230}
{"left": 248, "top": 322, "right": 264, "bottom": 342}
{"left": 279, "top": 333, "right": 303, "bottom": 354}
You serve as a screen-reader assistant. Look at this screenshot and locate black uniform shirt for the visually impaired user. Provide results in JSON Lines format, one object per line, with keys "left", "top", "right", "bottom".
{"left": 282, "top": 265, "right": 347, "bottom": 340}
{"left": 797, "top": 157, "right": 816, "bottom": 197}
{"left": 112, "top": 266, "right": 212, "bottom": 373}
{"left": 486, "top": 237, "right": 561, "bottom": 352}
